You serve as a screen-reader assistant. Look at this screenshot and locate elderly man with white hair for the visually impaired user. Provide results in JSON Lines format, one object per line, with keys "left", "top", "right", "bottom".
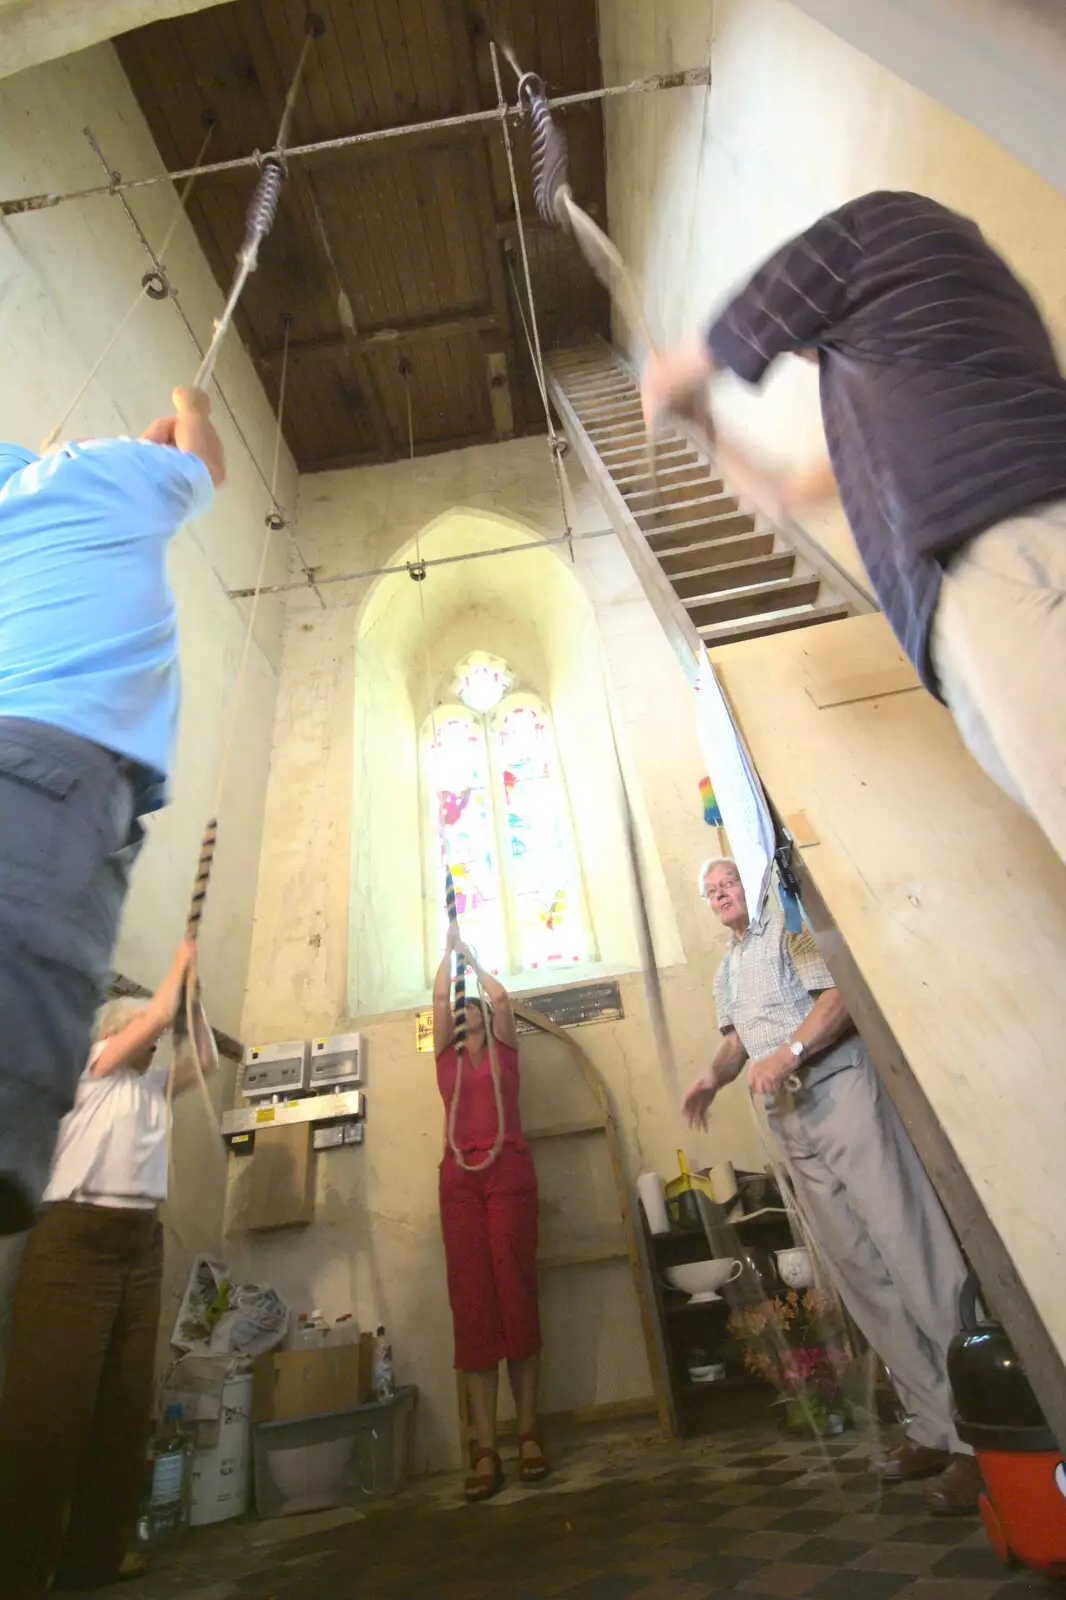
{"left": 691, "top": 855, "right": 980, "bottom": 1515}
{"left": 0, "top": 938, "right": 212, "bottom": 1596}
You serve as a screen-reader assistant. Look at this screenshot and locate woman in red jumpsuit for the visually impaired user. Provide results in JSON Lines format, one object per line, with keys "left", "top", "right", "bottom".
{"left": 433, "top": 932, "right": 549, "bottom": 1501}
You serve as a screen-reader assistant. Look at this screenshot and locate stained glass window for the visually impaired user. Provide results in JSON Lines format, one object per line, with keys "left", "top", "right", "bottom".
{"left": 425, "top": 676, "right": 590, "bottom": 977}
{"left": 453, "top": 651, "right": 513, "bottom": 715}
{"left": 494, "top": 698, "right": 588, "bottom": 969}
{"left": 428, "top": 708, "right": 506, "bottom": 973}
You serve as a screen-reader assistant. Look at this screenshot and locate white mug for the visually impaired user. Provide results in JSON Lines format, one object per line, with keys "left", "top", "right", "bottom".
{"left": 710, "top": 1160, "right": 738, "bottom": 1206}
{"left": 637, "top": 1172, "right": 670, "bottom": 1235}
{"left": 775, "top": 1247, "right": 815, "bottom": 1290}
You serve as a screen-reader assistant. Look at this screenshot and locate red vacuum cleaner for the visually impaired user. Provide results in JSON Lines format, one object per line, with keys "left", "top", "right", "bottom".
{"left": 948, "top": 1273, "right": 1066, "bottom": 1578}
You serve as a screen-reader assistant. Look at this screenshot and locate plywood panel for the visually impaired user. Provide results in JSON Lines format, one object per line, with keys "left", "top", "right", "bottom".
{"left": 711, "top": 614, "right": 1066, "bottom": 1371}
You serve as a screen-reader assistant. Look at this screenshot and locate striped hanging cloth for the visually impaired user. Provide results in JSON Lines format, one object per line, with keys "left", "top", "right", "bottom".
{"left": 445, "top": 865, "right": 466, "bottom": 1056}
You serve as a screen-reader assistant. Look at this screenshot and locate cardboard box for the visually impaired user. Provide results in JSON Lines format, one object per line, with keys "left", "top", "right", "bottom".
{"left": 253, "top": 1337, "right": 374, "bottom": 1424}
{"left": 245, "top": 1125, "right": 315, "bottom": 1231}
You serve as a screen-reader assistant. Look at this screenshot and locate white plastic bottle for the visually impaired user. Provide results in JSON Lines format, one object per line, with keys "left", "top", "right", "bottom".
{"left": 294, "top": 1309, "right": 330, "bottom": 1349}
{"left": 372, "top": 1324, "right": 395, "bottom": 1401}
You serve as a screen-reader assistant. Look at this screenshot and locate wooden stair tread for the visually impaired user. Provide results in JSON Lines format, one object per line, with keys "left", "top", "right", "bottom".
{"left": 670, "top": 552, "right": 797, "bottom": 600}
{"left": 645, "top": 513, "right": 758, "bottom": 550}
{"left": 636, "top": 495, "right": 743, "bottom": 527}
{"left": 685, "top": 574, "right": 822, "bottom": 627}
{"left": 611, "top": 458, "right": 702, "bottom": 490}
{"left": 625, "top": 478, "right": 725, "bottom": 507}
{"left": 657, "top": 532, "right": 775, "bottom": 575}
{"left": 699, "top": 602, "right": 852, "bottom": 647}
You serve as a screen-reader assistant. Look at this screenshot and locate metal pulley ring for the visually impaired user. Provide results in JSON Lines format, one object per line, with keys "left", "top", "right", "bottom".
{"left": 516, "top": 71, "right": 545, "bottom": 108}
{"left": 142, "top": 270, "right": 170, "bottom": 301}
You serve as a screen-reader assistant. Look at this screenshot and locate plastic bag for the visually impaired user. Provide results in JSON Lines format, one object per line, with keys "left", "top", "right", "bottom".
{"left": 172, "top": 1255, "right": 288, "bottom": 1357}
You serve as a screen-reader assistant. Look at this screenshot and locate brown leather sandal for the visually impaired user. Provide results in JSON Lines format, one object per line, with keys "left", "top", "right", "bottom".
{"left": 518, "top": 1430, "right": 550, "bottom": 1483}
{"left": 464, "top": 1446, "right": 505, "bottom": 1502}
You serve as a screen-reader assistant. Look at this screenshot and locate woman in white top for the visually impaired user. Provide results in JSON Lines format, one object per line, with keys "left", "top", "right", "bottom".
{"left": 0, "top": 939, "right": 211, "bottom": 1595}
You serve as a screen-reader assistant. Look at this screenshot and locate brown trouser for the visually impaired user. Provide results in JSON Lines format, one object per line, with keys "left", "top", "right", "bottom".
{"left": 0, "top": 1202, "right": 162, "bottom": 1597}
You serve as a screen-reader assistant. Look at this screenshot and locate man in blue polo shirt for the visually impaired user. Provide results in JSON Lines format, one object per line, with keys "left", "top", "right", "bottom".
{"left": 641, "top": 190, "right": 1066, "bottom": 862}
{"left": 0, "top": 385, "right": 225, "bottom": 1234}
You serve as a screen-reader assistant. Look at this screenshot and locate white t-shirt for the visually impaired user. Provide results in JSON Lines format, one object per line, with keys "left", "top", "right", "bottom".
{"left": 44, "top": 1045, "right": 170, "bottom": 1208}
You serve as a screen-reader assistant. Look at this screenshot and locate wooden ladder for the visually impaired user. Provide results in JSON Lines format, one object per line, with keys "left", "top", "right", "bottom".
{"left": 546, "top": 341, "right": 868, "bottom": 657}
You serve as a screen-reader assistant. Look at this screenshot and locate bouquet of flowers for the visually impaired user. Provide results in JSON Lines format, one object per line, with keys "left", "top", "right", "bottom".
{"left": 728, "top": 1288, "right": 855, "bottom": 1435}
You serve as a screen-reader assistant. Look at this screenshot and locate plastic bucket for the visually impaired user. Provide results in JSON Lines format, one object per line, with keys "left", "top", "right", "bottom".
{"left": 190, "top": 1373, "right": 253, "bottom": 1526}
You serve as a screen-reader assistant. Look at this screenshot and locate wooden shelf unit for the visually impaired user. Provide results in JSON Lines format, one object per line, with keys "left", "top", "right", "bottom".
{"left": 641, "top": 1208, "right": 794, "bottom": 1438}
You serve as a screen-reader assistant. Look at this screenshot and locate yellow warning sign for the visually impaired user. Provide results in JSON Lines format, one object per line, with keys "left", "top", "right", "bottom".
{"left": 255, "top": 1106, "right": 276, "bottom": 1124}
{"left": 415, "top": 1009, "right": 435, "bottom": 1054}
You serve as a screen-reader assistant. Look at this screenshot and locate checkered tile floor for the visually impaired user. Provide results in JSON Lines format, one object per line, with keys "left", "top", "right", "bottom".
{"left": 112, "top": 1422, "right": 1064, "bottom": 1600}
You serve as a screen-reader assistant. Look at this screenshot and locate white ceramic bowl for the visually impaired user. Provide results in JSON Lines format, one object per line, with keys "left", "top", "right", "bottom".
{"left": 664, "top": 1259, "right": 742, "bottom": 1297}
{"left": 775, "top": 1247, "right": 815, "bottom": 1290}
{"left": 688, "top": 1363, "right": 726, "bottom": 1384}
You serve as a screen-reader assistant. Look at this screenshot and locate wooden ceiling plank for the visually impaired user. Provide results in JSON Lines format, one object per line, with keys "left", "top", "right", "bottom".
{"left": 432, "top": 147, "right": 481, "bottom": 310}
{"left": 419, "top": 0, "right": 463, "bottom": 118}
{"left": 365, "top": 0, "right": 416, "bottom": 124}
{"left": 335, "top": 165, "right": 390, "bottom": 328}
{"left": 236, "top": 1, "right": 395, "bottom": 461}
{"left": 371, "top": 155, "right": 426, "bottom": 325}
{"left": 392, "top": 150, "right": 437, "bottom": 321}
{"left": 400, "top": 0, "right": 443, "bottom": 120}
{"left": 322, "top": 0, "right": 378, "bottom": 133}
{"left": 409, "top": 147, "right": 463, "bottom": 316}
{"left": 446, "top": 5, "right": 525, "bottom": 438}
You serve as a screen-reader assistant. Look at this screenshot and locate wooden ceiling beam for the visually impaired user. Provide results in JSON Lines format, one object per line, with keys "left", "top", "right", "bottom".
{"left": 237, "top": 6, "right": 395, "bottom": 461}
{"left": 304, "top": 423, "right": 540, "bottom": 476}
{"left": 494, "top": 204, "right": 601, "bottom": 241}
{"left": 257, "top": 310, "right": 501, "bottom": 369}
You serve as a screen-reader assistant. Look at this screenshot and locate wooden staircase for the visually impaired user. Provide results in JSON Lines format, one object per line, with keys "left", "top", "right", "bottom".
{"left": 546, "top": 343, "right": 864, "bottom": 659}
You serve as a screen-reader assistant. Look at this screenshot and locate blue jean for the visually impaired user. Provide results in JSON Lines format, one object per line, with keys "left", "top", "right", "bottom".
{"left": 0, "top": 719, "right": 144, "bottom": 1234}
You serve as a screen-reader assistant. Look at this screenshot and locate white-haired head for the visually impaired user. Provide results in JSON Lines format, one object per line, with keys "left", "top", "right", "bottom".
{"left": 698, "top": 856, "right": 737, "bottom": 898}
{"left": 93, "top": 996, "right": 148, "bottom": 1044}
{"left": 698, "top": 856, "right": 750, "bottom": 934}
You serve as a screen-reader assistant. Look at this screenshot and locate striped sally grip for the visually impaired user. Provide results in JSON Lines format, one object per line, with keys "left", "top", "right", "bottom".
{"left": 185, "top": 816, "right": 218, "bottom": 941}
{"left": 445, "top": 867, "right": 467, "bottom": 1055}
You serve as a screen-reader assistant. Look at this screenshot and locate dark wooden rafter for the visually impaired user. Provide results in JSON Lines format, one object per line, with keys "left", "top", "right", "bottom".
{"left": 239, "top": 5, "right": 396, "bottom": 460}
{"left": 257, "top": 309, "right": 501, "bottom": 369}
{"left": 303, "top": 421, "right": 537, "bottom": 475}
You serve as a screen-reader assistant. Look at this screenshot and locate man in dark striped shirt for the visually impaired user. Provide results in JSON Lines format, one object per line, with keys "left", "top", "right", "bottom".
{"left": 641, "top": 190, "right": 1066, "bottom": 862}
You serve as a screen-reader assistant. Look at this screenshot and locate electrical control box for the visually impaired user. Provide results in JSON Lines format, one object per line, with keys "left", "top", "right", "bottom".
{"left": 241, "top": 1038, "right": 310, "bottom": 1101}
{"left": 308, "top": 1031, "right": 366, "bottom": 1091}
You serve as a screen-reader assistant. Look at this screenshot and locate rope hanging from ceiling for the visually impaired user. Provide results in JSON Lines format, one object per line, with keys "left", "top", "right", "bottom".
{"left": 165, "top": 16, "right": 324, "bottom": 1086}
{"left": 402, "top": 359, "right": 507, "bottom": 1173}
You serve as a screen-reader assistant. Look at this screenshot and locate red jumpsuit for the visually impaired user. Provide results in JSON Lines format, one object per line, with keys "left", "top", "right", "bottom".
{"left": 437, "top": 1038, "right": 542, "bottom": 1372}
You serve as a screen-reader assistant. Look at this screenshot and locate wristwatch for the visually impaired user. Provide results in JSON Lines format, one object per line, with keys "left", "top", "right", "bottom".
{"left": 788, "top": 1040, "right": 806, "bottom": 1063}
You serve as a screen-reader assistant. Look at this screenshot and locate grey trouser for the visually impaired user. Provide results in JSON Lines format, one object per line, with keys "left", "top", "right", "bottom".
{"left": 769, "top": 1044, "right": 970, "bottom": 1454}
{"left": 0, "top": 719, "right": 144, "bottom": 1235}
{"left": 931, "top": 502, "right": 1066, "bottom": 864}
